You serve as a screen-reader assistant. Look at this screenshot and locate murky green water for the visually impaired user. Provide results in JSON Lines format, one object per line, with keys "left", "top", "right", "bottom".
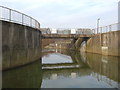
{"left": 2, "top": 49, "right": 120, "bottom": 88}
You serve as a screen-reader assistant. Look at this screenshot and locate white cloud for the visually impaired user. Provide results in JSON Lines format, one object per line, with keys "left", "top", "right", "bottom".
{"left": 0, "top": 0, "right": 119, "bottom": 28}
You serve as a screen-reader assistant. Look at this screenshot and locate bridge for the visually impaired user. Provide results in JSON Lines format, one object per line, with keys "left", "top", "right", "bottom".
{"left": 41, "top": 28, "right": 94, "bottom": 39}
{"left": 42, "top": 34, "right": 93, "bottom": 39}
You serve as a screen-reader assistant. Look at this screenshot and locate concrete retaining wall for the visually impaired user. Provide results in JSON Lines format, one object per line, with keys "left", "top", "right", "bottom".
{"left": 86, "top": 31, "right": 120, "bottom": 56}
{"left": 2, "top": 20, "right": 42, "bottom": 70}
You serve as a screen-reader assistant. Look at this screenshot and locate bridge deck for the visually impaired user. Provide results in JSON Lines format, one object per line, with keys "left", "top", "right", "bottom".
{"left": 42, "top": 34, "right": 93, "bottom": 39}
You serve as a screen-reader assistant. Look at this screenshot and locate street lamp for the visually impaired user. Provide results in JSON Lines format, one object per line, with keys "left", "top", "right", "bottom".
{"left": 97, "top": 18, "right": 100, "bottom": 34}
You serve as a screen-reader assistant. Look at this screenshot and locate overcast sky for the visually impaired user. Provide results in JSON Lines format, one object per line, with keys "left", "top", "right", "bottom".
{"left": 0, "top": 0, "right": 119, "bottom": 28}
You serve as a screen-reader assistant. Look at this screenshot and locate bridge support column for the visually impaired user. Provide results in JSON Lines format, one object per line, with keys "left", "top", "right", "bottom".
{"left": 75, "top": 38, "right": 88, "bottom": 50}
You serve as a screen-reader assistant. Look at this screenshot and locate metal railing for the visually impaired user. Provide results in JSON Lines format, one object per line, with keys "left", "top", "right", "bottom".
{"left": 41, "top": 23, "right": 120, "bottom": 35}
{"left": 41, "top": 28, "right": 94, "bottom": 35}
{"left": 76, "top": 28, "right": 94, "bottom": 35}
{"left": 94, "top": 23, "right": 120, "bottom": 34}
{"left": 0, "top": 6, "right": 40, "bottom": 30}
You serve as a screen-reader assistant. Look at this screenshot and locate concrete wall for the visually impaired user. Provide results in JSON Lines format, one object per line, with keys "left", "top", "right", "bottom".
{"left": 86, "top": 34, "right": 102, "bottom": 54}
{"left": 86, "top": 31, "right": 120, "bottom": 56}
{"left": 2, "top": 20, "right": 42, "bottom": 70}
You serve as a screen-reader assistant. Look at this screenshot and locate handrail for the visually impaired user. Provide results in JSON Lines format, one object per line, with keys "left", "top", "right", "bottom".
{"left": 94, "top": 22, "right": 120, "bottom": 34}
{"left": 41, "top": 22, "right": 119, "bottom": 35}
{"left": 0, "top": 6, "right": 40, "bottom": 30}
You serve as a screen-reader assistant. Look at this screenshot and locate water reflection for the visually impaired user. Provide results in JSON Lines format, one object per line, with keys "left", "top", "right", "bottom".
{"left": 86, "top": 53, "right": 120, "bottom": 88}
{"left": 2, "top": 58, "right": 42, "bottom": 88}
{"left": 42, "top": 49, "right": 120, "bottom": 88}
{"left": 2, "top": 49, "right": 120, "bottom": 88}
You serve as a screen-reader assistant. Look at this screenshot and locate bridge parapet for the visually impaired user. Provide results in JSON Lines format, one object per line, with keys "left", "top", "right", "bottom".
{"left": 41, "top": 23, "right": 120, "bottom": 36}
{"left": 0, "top": 6, "right": 40, "bottom": 30}
{"left": 42, "top": 34, "right": 93, "bottom": 39}
{"left": 41, "top": 28, "right": 94, "bottom": 35}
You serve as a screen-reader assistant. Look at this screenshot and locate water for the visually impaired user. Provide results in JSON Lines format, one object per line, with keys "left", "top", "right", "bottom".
{"left": 2, "top": 49, "right": 120, "bottom": 88}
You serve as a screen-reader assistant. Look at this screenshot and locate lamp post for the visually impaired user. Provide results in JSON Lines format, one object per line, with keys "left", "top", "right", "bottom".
{"left": 97, "top": 18, "right": 100, "bottom": 34}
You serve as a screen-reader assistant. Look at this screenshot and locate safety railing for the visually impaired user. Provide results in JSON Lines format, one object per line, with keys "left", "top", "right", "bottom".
{"left": 41, "top": 28, "right": 94, "bottom": 35}
{"left": 41, "top": 23, "right": 120, "bottom": 35}
{"left": 0, "top": 6, "right": 40, "bottom": 30}
{"left": 94, "top": 23, "right": 120, "bottom": 34}
{"left": 76, "top": 28, "right": 94, "bottom": 35}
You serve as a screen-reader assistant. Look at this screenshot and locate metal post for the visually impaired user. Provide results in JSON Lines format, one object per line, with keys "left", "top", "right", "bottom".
{"left": 22, "top": 14, "right": 24, "bottom": 25}
{"left": 93, "top": 29, "right": 95, "bottom": 34}
{"left": 30, "top": 17, "right": 32, "bottom": 27}
{"left": 106, "top": 26, "right": 108, "bottom": 33}
{"left": 109, "top": 25, "right": 111, "bottom": 32}
{"left": 100, "top": 27, "right": 102, "bottom": 33}
{"left": 9, "top": 9, "right": 11, "bottom": 21}
{"left": 39, "top": 23, "right": 40, "bottom": 29}
{"left": 35, "top": 20, "right": 37, "bottom": 29}
{"left": 0, "top": 7, "right": 2, "bottom": 19}
{"left": 97, "top": 18, "right": 100, "bottom": 34}
{"left": 100, "top": 27, "right": 102, "bottom": 46}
